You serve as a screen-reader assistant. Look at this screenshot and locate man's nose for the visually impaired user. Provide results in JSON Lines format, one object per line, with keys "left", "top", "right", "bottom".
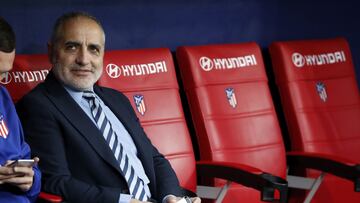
{"left": 75, "top": 47, "right": 90, "bottom": 65}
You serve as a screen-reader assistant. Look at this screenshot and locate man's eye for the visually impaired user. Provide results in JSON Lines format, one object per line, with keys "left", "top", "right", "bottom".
{"left": 65, "top": 45, "right": 77, "bottom": 51}
{"left": 89, "top": 46, "right": 100, "bottom": 54}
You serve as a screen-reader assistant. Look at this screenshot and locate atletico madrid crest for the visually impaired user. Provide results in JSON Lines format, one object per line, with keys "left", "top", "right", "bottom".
{"left": 225, "top": 88, "right": 237, "bottom": 108}
{"left": 133, "top": 94, "right": 146, "bottom": 116}
{"left": 316, "top": 82, "right": 328, "bottom": 102}
{"left": 0, "top": 114, "right": 9, "bottom": 139}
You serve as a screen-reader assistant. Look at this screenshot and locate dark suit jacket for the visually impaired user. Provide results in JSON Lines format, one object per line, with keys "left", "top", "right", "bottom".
{"left": 16, "top": 72, "right": 182, "bottom": 203}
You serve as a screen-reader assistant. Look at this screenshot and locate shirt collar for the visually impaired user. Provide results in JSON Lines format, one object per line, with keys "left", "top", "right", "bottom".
{"left": 63, "top": 85, "right": 94, "bottom": 104}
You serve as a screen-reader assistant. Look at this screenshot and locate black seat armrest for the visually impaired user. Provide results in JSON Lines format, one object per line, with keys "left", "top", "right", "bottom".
{"left": 197, "top": 160, "right": 288, "bottom": 202}
{"left": 287, "top": 151, "right": 360, "bottom": 192}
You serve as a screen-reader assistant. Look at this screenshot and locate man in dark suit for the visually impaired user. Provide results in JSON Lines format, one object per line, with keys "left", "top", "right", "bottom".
{"left": 16, "top": 12, "right": 200, "bottom": 203}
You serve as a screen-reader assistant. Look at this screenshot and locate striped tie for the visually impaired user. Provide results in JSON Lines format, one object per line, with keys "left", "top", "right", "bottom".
{"left": 83, "top": 91, "right": 149, "bottom": 201}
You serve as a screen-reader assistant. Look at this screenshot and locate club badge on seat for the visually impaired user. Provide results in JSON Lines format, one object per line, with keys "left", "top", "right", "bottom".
{"left": 133, "top": 94, "right": 146, "bottom": 115}
{"left": 225, "top": 87, "right": 237, "bottom": 108}
{"left": 316, "top": 82, "right": 327, "bottom": 102}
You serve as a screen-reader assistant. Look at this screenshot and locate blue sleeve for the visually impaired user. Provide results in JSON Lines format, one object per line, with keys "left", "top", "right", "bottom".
{"left": 19, "top": 117, "right": 41, "bottom": 202}
{"left": 0, "top": 86, "right": 41, "bottom": 202}
{"left": 25, "top": 165, "right": 41, "bottom": 203}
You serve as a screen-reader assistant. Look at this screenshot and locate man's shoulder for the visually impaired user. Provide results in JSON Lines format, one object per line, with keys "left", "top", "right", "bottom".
{"left": 95, "top": 85, "right": 126, "bottom": 98}
{"left": 21, "top": 82, "right": 46, "bottom": 99}
{"left": 95, "top": 85, "right": 133, "bottom": 109}
{"left": 16, "top": 82, "right": 48, "bottom": 108}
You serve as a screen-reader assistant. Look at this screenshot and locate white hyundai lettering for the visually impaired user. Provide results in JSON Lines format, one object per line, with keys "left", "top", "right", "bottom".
{"left": 2, "top": 69, "right": 49, "bottom": 84}
{"left": 106, "top": 61, "right": 168, "bottom": 78}
{"left": 121, "top": 61, "right": 167, "bottom": 77}
{"left": 0, "top": 69, "right": 49, "bottom": 84}
{"left": 12, "top": 70, "right": 49, "bottom": 83}
{"left": 199, "top": 55, "right": 257, "bottom": 71}
{"left": 292, "top": 51, "right": 346, "bottom": 68}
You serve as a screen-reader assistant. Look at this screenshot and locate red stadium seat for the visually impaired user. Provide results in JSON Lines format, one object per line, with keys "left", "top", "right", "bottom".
{"left": 176, "top": 43, "right": 288, "bottom": 202}
{"left": 269, "top": 38, "right": 360, "bottom": 202}
{"left": 99, "top": 48, "right": 287, "bottom": 202}
{"left": 2, "top": 54, "right": 51, "bottom": 102}
{"left": 100, "top": 48, "right": 197, "bottom": 192}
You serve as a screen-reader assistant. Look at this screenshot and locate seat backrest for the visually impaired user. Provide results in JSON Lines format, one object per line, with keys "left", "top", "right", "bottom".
{"left": 99, "top": 48, "right": 196, "bottom": 192}
{"left": 1, "top": 54, "right": 51, "bottom": 102}
{"left": 269, "top": 38, "right": 360, "bottom": 162}
{"left": 176, "top": 43, "right": 286, "bottom": 178}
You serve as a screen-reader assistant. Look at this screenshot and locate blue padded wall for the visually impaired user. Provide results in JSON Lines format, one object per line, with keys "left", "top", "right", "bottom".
{"left": 1, "top": 0, "right": 359, "bottom": 87}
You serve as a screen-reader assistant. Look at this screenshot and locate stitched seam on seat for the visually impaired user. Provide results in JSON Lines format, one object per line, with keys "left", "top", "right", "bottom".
{"left": 141, "top": 118, "right": 186, "bottom": 125}
{"left": 203, "top": 109, "right": 276, "bottom": 120}
{"left": 211, "top": 142, "right": 284, "bottom": 153}
{"left": 304, "top": 136, "right": 360, "bottom": 144}
{"left": 164, "top": 153, "right": 194, "bottom": 159}
{"left": 296, "top": 103, "right": 359, "bottom": 112}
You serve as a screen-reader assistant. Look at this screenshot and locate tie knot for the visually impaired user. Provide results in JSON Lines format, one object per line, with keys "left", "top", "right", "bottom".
{"left": 82, "top": 91, "right": 96, "bottom": 101}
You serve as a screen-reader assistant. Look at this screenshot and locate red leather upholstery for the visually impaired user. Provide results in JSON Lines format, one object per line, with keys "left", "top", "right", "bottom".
{"left": 177, "top": 43, "right": 287, "bottom": 202}
{"left": 99, "top": 48, "right": 197, "bottom": 192}
{"left": 2, "top": 54, "right": 51, "bottom": 102}
{"left": 270, "top": 38, "right": 360, "bottom": 202}
{"left": 37, "top": 193, "right": 62, "bottom": 203}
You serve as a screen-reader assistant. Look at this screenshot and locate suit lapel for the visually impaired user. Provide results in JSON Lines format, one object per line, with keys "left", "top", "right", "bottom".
{"left": 43, "top": 72, "right": 122, "bottom": 174}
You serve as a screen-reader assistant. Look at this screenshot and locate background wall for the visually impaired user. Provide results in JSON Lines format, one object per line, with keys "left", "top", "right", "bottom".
{"left": 1, "top": 0, "right": 359, "bottom": 87}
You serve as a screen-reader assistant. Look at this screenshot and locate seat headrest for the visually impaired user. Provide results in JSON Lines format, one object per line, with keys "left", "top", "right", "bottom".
{"left": 269, "top": 38, "right": 355, "bottom": 83}
{"left": 101, "top": 48, "right": 178, "bottom": 92}
{"left": 176, "top": 42, "right": 267, "bottom": 89}
{"left": 1, "top": 54, "right": 51, "bottom": 102}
